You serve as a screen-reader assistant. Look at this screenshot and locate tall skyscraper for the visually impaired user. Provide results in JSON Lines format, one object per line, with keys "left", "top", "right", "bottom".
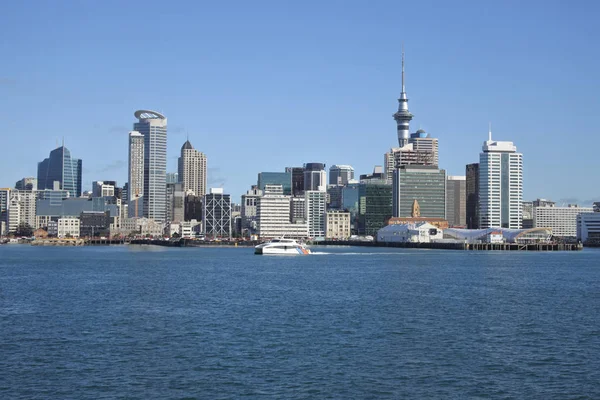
{"left": 303, "top": 163, "right": 326, "bottom": 192}
{"left": 134, "top": 110, "right": 167, "bottom": 222}
{"left": 465, "top": 163, "right": 479, "bottom": 229}
{"left": 393, "top": 49, "right": 413, "bottom": 147}
{"left": 128, "top": 130, "right": 144, "bottom": 218}
{"left": 37, "top": 145, "right": 82, "bottom": 197}
{"left": 178, "top": 140, "right": 207, "bottom": 197}
{"left": 446, "top": 176, "right": 466, "bottom": 227}
{"left": 329, "top": 165, "right": 354, "bottom": 186}
{"left": 479, "top": 129, "right": 523, "bottom": 229}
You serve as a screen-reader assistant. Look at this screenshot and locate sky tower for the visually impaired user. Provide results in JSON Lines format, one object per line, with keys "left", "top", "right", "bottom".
{"left": 393, "top": 48, "right": 413, "bottom": 147}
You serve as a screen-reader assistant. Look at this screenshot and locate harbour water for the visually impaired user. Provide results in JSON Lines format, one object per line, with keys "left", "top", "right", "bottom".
{"left": 1, "top": 245, "right": 599, "bottom": 398}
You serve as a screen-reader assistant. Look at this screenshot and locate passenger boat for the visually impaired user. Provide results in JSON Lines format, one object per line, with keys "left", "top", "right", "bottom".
{"left": 254, "top": 238, "right": 311, "bottom": 255}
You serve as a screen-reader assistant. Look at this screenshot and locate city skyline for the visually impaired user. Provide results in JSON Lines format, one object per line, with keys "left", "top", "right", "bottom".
{"left": 1, "top": 1, "right": 598, "bottom": 204}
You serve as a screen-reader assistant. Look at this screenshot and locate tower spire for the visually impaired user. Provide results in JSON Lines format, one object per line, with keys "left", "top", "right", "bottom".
{"left": 401, "top": 43, "right": 405, "bottom": 94}
{"left": 393, "top": 44, "right": 413, "bottom": 147}
{"left": 488, "top": 122, "right": 492, "bottom": 142}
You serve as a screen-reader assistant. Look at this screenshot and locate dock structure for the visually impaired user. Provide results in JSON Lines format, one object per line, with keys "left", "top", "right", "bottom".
{"left": 311, "top": 240, "right": 583, "bottom": 251}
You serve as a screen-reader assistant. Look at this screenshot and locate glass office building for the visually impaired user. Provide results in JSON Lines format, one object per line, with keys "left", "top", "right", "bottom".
{"left": 37, "top": 146, "right": 82, "bottom": 197}
{"left": 358, "top": 182, "right": 393, "bottom": 236}
{"left": 257, "top": 172, "right": 292, "bottom": 196}
{"left": 392, "top": 165, "right": 446, "bottom": 219}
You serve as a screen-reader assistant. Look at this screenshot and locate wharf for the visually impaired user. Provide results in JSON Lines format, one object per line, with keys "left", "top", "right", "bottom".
{"left": 32, "top": 238, "right": 85, "bottom": 246}
{"left": 311, "top": 240, "right": 583, "bottom": 251}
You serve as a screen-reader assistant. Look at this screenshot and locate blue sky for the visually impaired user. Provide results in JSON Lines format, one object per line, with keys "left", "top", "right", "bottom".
{"left": 1, "top": 0, "right": 599, "bottom": 204}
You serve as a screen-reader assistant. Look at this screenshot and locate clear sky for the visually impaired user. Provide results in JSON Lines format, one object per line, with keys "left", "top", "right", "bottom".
{"left": 1, "top": 0, "right": 599, "bottom": 205}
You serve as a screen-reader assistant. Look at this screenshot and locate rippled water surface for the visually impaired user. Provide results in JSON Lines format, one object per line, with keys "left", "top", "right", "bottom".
{"left": 1, "top": 245, "right": 599, "bottom": 399}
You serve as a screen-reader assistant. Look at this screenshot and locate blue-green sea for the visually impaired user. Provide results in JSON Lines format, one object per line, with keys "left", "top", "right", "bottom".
{"left": 1, "top": 245, "right": 599, "bottom": 399}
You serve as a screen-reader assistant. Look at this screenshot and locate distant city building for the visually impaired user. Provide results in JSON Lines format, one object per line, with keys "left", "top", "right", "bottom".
{"left": 342, "top": 183, "right": 360, "bottom": 233}
{"left": 57, "top": 217, "right": 80, "bottom": 238}
{"left": 256, "top": 185, "right": 307, "bottom": 239}
{"left": 36, "top": 197, "right": 119, "bottom": 229}
{"left": 80, "top": 211, "right": 111, "bottom": 238}
{"left": 534, "top": 204, "right": 594, "bottom": 237}
{"left": 522, "top": 201, "right": 534, "bottom": 229}
{"left": 325, "top": 210, "right": 351, "bottom": 240}
{"left": 392, "top": 165, "right": 446, "bottom": 219}
{"left": 303, "top": 163, "right": 326, "bottom": 192}
{"left": 446, "top": 176, "right": 466, "bottom": 227}
{"left": 465, "top": 163, "right": 480, "bottom": 229}
{"left": 184, "top": 194, "right": 203, "bottom": 222}
{"left": 327, "top": 185, "right": 344, "bottom": 210}
{"left": 203, "top": 188, "right": 231, "bottom": 238}
{"left": 329, "top": 165, "right": 354, "bottom": 186}
{"left": 15, "top": 177, "right": 37, "bottom": 191}
{"left": 258, "top": 171, "right": 292, "bottom": 195}
{"left": 533, "top": 198, "right": 556, "bottom": 208}
{"left": 0, "top": 188, "right": 10, "bottom": 232}
{"left": 358, "top": 182, "right": 393, "bottom": 236}
{"left": 360, "top": 166, "right": 386, "bottom": 183}
{"left": 178, "top": 140, "right": 207, "bottom": 197}
{"left": 6, "top": 190, "right": 37, "bottom": 232}
{"left": 306, "top": 190, "right": 327, "bottom": 238}
{"left": 286, "top": 167, "right": 305, "bottom": 197}
{"left": 128, "top": 130, "right": 144, "bottom": 217}
{"left": 241, "top": 186, "right": 262, "bottom": 235}
{"left": 134, "top": 110, "right": 167, "bottom": 222}
{"left": 166, "top": 172, "right": 179, "bottom": 184}
{"left": 166, "top": 182, "right": 185, "bottom": 223}
{"left": 577, "top": 212, "right": 600, "bottom": 244}
{"left": 37, "top": 145, "right": 82, "bottom": 197}
{"left": 479, "top": 130, "right": 523, "bottom": 229}
{"left": 290, "top": 197, "right": 306, "bottom": 224}
{"left": 92, "top": 181, "right": 116, "bottom": 198}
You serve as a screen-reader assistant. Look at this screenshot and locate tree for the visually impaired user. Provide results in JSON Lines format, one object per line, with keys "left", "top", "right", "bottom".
{"left": 14, "top": 223, "right": 33, "bottom": 237}
{"left": 172, "top": 232, "right": 181, "bottom": 238}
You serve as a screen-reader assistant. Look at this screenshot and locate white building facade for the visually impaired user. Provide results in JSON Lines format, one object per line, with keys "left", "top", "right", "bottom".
{"left": 256, "top": 185, "right": 307, "bottom": 239}
{"left": 178, "top": 140, "right": 207, "bottom": 197}
{"left": 306, "top": 190, "right": 327, "bottom": 238}
{"left": 534, "top": 205, "right": 594, "bottom": 237}
{"left": 479, "top": 132, "right": 523, "bottom": 229}
{"left": 57, "top": 217, "right": 80, "bottom": 238}
{"left": 325, "top": 210, "right": 351, "bottom": 239}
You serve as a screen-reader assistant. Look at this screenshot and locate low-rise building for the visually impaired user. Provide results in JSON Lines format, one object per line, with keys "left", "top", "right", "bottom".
{"left": 325, "top": 210, "right": 351, "bottom": 240}
{"left": 534, "top": 204, "right": 594, "bottom": 238}
{"left": 377, "top": 222, "right": 443, "bottom": 243}
{"left": 57, "top": 217, "right": 80, "bottom": 238}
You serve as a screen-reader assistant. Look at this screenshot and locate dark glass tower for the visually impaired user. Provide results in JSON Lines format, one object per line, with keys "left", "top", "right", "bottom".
{"left": 37, "top": 146, "right": 82, "bottom": 197}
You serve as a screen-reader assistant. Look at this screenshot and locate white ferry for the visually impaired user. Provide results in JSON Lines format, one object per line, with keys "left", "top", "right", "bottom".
{"left": 254, "top": 238, "right": 311, "bottom": 255}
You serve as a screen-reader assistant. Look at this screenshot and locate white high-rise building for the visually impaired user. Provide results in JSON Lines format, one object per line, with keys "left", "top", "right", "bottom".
{"left": 134, "top": 110, "right": 167, "bottom": 222}
{"left": 534, "top": 204, "right": 594, "bottom": 237}
{"left": 479, "top": 129, "right": 523, "bottom": 229}
{"left": 306, "top": 190, "right": 327, "bottom": 238}
{"left": 128, "top": 130, "right": 144, "bottom": 217}
{"left": 178, "top": 140, "right": 207, "bottom": 197}
{"left": 256, "top": 185, "right": 307, "bottom": 239}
